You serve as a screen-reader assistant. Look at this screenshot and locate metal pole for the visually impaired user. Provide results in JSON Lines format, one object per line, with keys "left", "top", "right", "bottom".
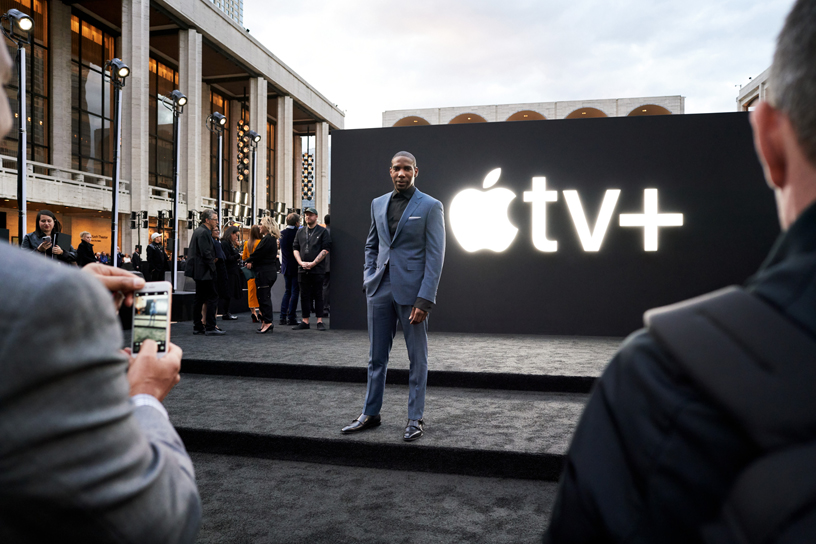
{"left": 217, "top": 130, "right": 223, "bottom": 222}
{"left": 16, "top": 45, "right": 25, "bottom": 244}
{"left": 251, "top": 145, "right": 257, "bottom": 226}
{"left": 171, "top": 108, "right": 181, "bottom": 291}
{"left": 110, "top": 82, "right": 123, "bottom": 267}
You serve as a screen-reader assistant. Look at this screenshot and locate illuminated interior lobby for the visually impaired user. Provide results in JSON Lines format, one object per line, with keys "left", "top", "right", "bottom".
{"left": 0, "top": 0, "right": 343, "bottom": 253}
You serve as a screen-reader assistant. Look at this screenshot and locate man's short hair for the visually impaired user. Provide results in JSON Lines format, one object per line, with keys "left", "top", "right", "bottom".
{"left": 79, "top": 231, "right": 90, "bottom": 239}
{"left": 200, "top": 209, "right": 217, "bottom": 223}
{"left": 391, "top": 151, "right": 417, "bottom": 167}
{"left": 324, "top": 214, "right": 330, "bottom": 226}
{"left": 286, "top": 213, "right": 300, "bottom": 226}
{"left": 769, "top": 0, "right": 816, "bottom": 166}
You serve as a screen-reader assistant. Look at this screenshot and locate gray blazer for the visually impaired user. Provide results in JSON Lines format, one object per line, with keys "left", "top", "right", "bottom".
{"left": 0, "top": 244, "right": 201, "bottom": 543}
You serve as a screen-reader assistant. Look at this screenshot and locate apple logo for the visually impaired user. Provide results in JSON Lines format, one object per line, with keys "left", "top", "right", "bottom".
{"left": 450, "top": 168, "right": 519, "bottom": 252}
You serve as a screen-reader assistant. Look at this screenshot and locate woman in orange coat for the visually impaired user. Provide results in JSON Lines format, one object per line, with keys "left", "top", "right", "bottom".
{"left": 242, "top": 225, "right": 262, "bottom": 322}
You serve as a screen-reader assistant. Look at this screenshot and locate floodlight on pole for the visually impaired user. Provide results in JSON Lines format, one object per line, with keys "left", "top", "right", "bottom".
{"left": 162, "top": 89, "right": 187, "bottom": 290}
{"left": 206, "top": 112, "right": 227, "bottom": 223}
{"left": 104, "top": 58, "right": 130, "bottom": 267}
{"left": 2, "top": 9, "right": 33, "bottom": 246}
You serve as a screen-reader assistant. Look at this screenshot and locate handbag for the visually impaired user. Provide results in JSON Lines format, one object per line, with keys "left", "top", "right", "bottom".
{"left": 241, "top": 265, "right": 255, "bottom": 280}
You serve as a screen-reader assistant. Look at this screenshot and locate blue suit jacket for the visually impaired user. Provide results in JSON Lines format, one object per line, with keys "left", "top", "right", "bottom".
{"left": 363, "top": 188, "right": 446, "bottom": 306}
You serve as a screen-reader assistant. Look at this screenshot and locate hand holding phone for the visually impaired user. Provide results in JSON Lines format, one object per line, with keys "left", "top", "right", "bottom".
{"left": 38, "top": 236, "right": 52, "bottom": 252}
{"left": 126, "top": 339, "right": 182, "bottom": 401}
{"left": 131, "top": 281, "right": 172, "bottom": 358}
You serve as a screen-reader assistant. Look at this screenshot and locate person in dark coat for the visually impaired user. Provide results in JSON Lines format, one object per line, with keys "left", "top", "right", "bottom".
{"left": 131, "top": 246, "right": 143, "bottom": 274}
{"left": 21, "top": 210, "right": 76, "bottom": 265}
{"left": 187, "top": 210, "right": 222, "bottom": 336}
{"left": 76, "top": 232, "right": 97, "bottom": 267}
{"left": 278, "top": 213, "right": 301, "bottom": 325}
{"left": 212, "top": 226, "right": 237, "bottom": 321}
{"left": 246, "top": 216, "right": 280, "bottom": 334}
{"left": 545, "top": 2, "right": 816, "bottom": 541}
{"left": 146, "top": 233, "right": 169, "bottom": 282}
{"left": 220, "top": 226, "right": 242, "bottom": 321}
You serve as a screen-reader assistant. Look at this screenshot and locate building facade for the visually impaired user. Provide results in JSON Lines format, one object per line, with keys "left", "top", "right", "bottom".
{"left": 736, "top": 67, "right": 771, "bottom": 111}
{"left": 0, "top": 0, "right": 342, "bottom": 257}
{"left": 383, "top": 95, "right": 684, "bottom": 127}
{"left": 208, "top": 0, "right": 242, "bottom": 25}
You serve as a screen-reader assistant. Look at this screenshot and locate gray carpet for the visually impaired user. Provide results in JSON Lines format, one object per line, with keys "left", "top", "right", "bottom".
{"left": 160, "top": 316, "right": 623, "bottom": 377}
{"left": 166, "top": 375, "right": 587, "bottom": 456}
{"left": 192, "top": 452, "right": 557, "bottom": 544}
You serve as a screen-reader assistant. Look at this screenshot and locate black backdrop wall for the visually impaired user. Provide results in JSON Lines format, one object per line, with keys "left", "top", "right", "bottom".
{"left": 330, "top": 113, "right": 779, "bottom": 336}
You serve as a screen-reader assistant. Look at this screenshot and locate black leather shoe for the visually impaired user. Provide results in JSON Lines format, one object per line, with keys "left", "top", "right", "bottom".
{"left": 223, "top": 314, "right": 239, "bottom": 321}
{"left": 292, "top": 322, "right": 310, "bottom": 330}
{"left": 287, "top": 319, "right": 298, "bottom": 326}
{"left": 403, "top": 419, "right": 424, "bottom": 441}
{"left": 316, "top": 322, "right": 326, "bottom": 331}
{"left": 193, "top": 329, "right": 205, "bottom": 335}
{"left": 204, "top": 329, "right": 226, "bottom": 336}
{"left": 256, "top": 323, "right": 274, "bottom": 334}
{"left": 279, "top": 318, "right": 287, "bottom": 325}
{"left": 251, "top": 313, "right": 260, "bottom": 323}
{"left": 341, "top": 414, "right": 381, "bottom": 434}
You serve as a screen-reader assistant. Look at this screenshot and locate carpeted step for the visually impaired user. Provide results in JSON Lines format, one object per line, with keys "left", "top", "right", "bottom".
{"left": 192, "top": 451, "right": 557, "bottom": 544}
{"left": 165, "top": 374, "right": 588, "bottom": 481}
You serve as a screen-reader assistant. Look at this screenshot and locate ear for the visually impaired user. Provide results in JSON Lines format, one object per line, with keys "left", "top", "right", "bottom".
{"left": 750, "top": 101, "right": 787, "bottom": 190}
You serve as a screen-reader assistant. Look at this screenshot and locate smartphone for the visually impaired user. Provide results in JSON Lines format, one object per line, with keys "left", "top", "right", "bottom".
{"left": 42, "top": 235, "right": 52, "bottom": 245}
{"left": 131, "top": 281, "right": 172, "bottom": 357}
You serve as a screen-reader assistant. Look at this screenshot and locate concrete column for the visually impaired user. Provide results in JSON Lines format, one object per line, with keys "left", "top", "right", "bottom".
{"left": 49, "top": 0, "right": 72, "bottom": 171}
{"left": 121, "top": 0, "right": 151, "bottom": 253}
{"left": 249, "top": 77, "right": 267, "bottom": 212}
{"left": 275, "top": 95, "right": 293, "bottom": 208}
{"left": 293, "top": 134, "right": 302, "bottom": 207}
{"left": 314, "top": 122, "right": 329, "bottom": 220}
{"left": 179, "top": 29, "right": 202, "bottom": 223}
{"left": 201, "top": 83, "right": 211, "bottom": 205}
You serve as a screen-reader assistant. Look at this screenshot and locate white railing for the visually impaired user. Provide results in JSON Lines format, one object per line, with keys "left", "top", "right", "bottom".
{"left": 0, "top": 154, "right": 130, "bottom": 196}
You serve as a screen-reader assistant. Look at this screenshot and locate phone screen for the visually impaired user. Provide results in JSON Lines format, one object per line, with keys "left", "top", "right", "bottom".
{"left": 132, "top": 290, "right": 170, "bottom": 354}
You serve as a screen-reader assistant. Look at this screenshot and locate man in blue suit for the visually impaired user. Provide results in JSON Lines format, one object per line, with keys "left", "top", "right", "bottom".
{"left": 341, "top": 151, "right": 446, "bottom": 441}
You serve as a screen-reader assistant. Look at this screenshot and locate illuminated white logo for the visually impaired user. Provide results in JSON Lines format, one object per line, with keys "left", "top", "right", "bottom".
{"left": 619, "top": 188, "right": 684, "bottom": 251}
{"left": 450, "top": 168, "right": 518, "bottom": 252}
{"left": 450, "top": 171, "right": 684, "bottom": 253}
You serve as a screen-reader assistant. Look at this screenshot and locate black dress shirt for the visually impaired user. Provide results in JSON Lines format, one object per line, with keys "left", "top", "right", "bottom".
{"left": 387, "top": 185, "right": 416, "bottom": 239}
{"left": 385, "top": 184, "right": 433, "bottom": 313}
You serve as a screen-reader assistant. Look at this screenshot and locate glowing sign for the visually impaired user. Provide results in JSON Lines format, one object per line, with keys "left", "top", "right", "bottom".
{"left": 619, "top": 188, "right": 684, "bottom": 251}
{"left": 449, "top": 168, "right": 518, "bottom": 252}
{"left": 450, "top": 173, "right": 684, "bottom": 253}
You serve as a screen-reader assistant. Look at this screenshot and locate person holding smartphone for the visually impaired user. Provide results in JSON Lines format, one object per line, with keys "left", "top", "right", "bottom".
{"left": 21, "top": 210, "right": 76, "bottom": 264}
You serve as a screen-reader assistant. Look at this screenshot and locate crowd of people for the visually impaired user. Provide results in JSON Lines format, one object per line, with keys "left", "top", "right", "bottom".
{"left": 186, "top": 207, "right": 332, "bottom": 335}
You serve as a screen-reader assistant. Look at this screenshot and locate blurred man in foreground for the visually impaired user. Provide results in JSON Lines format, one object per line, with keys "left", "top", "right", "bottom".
{"left": 545, "top": 1, "right": 816, "bottom": 542}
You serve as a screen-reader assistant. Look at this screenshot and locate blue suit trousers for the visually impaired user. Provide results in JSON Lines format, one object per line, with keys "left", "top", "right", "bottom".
{"left": 364, "top": 270, "right": 429, "bottom": 420}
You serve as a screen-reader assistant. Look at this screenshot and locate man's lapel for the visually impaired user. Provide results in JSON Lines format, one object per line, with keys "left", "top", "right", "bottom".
{"left": 377, "top": 195, "right": 392, "bottom": 246}
{"left": 393, "top": 189, "right": 424, "bottom": 243}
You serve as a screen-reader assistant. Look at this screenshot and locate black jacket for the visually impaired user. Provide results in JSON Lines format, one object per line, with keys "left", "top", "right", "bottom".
{"left": 279, "top": 227, "right": 298, "bottom": 277}
{"left": 146, "top": 242, "right": 169, "bottom": 280}
{"left": 246, "top": 234, "right": 278, "bottom": 270}
{"left": 545, "top": 202, "right": 816, "bottom": 544}
{"left": 77, "top": 240, "right": 97, "bottom": 267}
{"left": 187, "top": 226, "right": 216, "bottom": 281}
{"left": 222, "top": 241, "right": 242, "bottom": 273}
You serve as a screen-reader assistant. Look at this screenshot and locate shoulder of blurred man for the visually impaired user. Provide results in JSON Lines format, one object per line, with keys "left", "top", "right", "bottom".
{"left": 0, "top": 244, "right": 201, "bottom": 542}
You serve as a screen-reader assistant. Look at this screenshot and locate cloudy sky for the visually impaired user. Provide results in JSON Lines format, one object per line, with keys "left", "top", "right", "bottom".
{"left": 244, "top": 0, "right": 795, "bottom": 130}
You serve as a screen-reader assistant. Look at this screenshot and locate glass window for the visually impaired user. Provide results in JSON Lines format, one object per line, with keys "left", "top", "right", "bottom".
{"left": 1, "top": 0, "right": 49, "bottom": 164}
{"left": 148, "top": 57, "right": 179, "bottom": 190}
{"left": 210, "top": 91, "right": 230, "bottom": 201}
{"left": 70, "top": 13, "right": 117, "bottom": 178}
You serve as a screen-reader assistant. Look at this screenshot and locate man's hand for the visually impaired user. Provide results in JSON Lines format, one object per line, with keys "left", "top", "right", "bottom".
{"left": 409, "top": 307, "right": 428, "bottom": 324}
{"left": 83, "top": 263, "right": 145, "bottom": 309}
{"left": 302, "top": 261, "right": 313, "bottom": 270}
{"left": 125, "top": 340, "right": 182, "bottom": 402}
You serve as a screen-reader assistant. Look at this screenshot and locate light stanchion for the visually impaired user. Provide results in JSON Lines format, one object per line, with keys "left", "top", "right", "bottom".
{"left": 2, "top": 9, "right": 33, "bottom": 245}
{"left": 247, "top": 129, "right": 261, "bottom": 226}
{"left": 104, "top": 58, "right": 130, "bottom": 267}
{"left": 206, "top": 112, "right": 227, "bottom": 224}
{"left": 162, "top": 89, "right": 187, "bottom": 290}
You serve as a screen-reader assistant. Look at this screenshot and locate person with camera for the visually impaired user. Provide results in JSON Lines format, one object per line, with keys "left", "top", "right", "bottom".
{"left": 21, "top": 210, "right": 76, "bottom": 264}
